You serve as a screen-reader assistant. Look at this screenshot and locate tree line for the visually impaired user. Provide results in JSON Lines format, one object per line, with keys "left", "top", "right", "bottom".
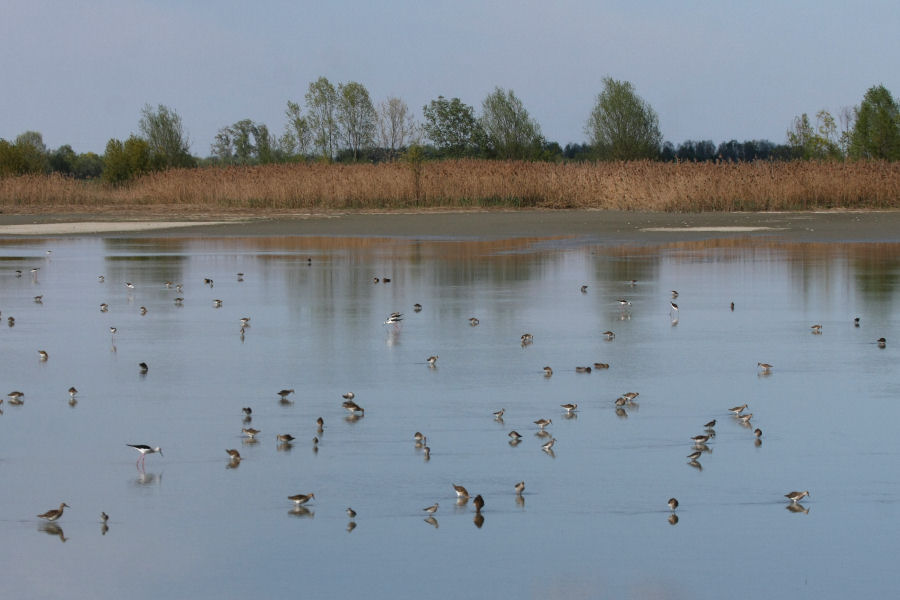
{"left": 2, "top": 78, "right": 899, "bottom": 183}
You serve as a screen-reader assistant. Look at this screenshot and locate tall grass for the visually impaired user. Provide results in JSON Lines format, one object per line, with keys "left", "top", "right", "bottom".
{"left": 1, "top": 160, "right": 898, "bottom": 213}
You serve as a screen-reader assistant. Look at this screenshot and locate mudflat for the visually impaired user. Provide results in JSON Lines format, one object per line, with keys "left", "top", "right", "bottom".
{"left": 1, "top": 210, "right": 899, "bottom": 243}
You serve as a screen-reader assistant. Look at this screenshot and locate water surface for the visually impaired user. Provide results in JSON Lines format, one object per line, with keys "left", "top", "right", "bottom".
{"left": 1, "top": 234, "right": 899, "bottom": 599}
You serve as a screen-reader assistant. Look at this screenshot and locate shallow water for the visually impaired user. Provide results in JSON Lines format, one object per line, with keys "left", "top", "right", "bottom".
{"left": 1, "top": 234, "right": 899, "bottom": 599}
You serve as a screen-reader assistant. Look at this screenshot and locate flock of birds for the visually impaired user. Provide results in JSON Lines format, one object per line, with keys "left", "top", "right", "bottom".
{"left": 6, "top": 251, "right": 888, "bottom": 537}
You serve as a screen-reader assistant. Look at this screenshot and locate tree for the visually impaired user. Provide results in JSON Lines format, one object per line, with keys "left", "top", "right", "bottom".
{"left": 786, "top": 110, "right": 841, "bottom": 159}
{"left": 103, "top": 136, "right": 151, "bottom": 184}
{"left": 305, "top": 76, "right": 339, "bottom": 160}
{"left": 849, "top": 84, "right": 900, "bottom": 160}
{"left": 585, "top": 77, "right": 662, "bottom": 160}
{"left": 480, "top": 87, "right": 544, "bottom": 159}
{"left": 285, "top": 101, "right": 312, "bottom": 158}
{"left": 211, "top": 119, "right": 276, "bottom": 164}
{"left": 49, "top": 144, "right": 77, "bottom": 175}
{"left": 138, "top": 104, "right": 194, "bottom": 168}
{"left": 377, "top": 97, "right": 419, "bottom": 161}
{"left": 14, "top": 131, "right": 49, "bottom": 174}
{"left": 336, "top": 81, "right": 377, "bottom": 161}
{"left": 73, "top": 152, "right": 103, "bottom": 179}
{"left": 422, "top": 96, "right": 484, "bottom": 158}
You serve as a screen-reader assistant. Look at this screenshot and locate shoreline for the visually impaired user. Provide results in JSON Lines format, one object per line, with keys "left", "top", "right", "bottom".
{"left": 1, "top": 209, "right": 899, "bottom": 243}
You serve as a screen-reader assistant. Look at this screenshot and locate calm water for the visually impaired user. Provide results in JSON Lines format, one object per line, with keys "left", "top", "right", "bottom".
{"left": 2, "top": 233, "right": 900, "bottom": 599}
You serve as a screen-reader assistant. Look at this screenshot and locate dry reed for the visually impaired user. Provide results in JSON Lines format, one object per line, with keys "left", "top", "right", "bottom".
{"left": 1, "top": 160, "right": 898, "bottom": 213}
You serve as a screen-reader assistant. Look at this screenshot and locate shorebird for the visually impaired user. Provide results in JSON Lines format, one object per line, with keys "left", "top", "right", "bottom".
{"left": 288, "top": 493, "right": 315, "bottom": 505}
{"left": 226, "top": 449, "right": 241, "bottom": 461}
{"left": 342, "top": 399, "right": 364, "bottom": 414}
{"left": 493, "top": 408, "right": 505, "bottom": 420}
{"left": 738, "top": 413, "right": 754, "bottom": 424}
{"left": 704, "top": 419, "right": 717, "bottom": 429}
{"left": 473, "top": 494, "right": 484, "bottom": 513}
{"left": 691, "top": 435, "right": 710, "bottom": 445}
{"left": 423, "top": 503, "right": 439, "bottom": 515}
{"left": 542, "top": 438, "right": 556, "bottom": 452}
{"left": 414, "top": 431, "right": 426, "bottom": 443}
{"left": 37, "top": 503, "right": 70, "bottom": 522}
{"left": 342, "top": 392, "right": 355, "bottom": 400}
{"left": 68, "top": 387, "right": 78, "bottom": 398}
{"left": 423, "top": 446, "right": 430, "bottom": 459}
{"left": 174, "top": 297, "right": 184, "bottom": 305}
{"left": 212, "top": 299, "right": 223, "bottom": 308}
{"left": 7, "top": 316, "right": 14, "bottom": 326}
{"left": 575, "top": 366, "right": 592, "bottom": 373}
{"left": 754, "top": 428, "right": 763, "bottom": 439}
{"left": 453, "top": 484, "right": 470, "bottom": 499}
{"left": 203, "top": 278, "right": 214, "bottom": 287}
{"left": 236, "top": 273, "right": 244, "bottom": 282}
{"left": 757, "top": 362, "right": 773, "bottom": 373}
{"left": 125, "top": 282, "right": 135, "bottom": 290}
{"left": 668, "top": 498, "right": 679, "bottom": 511}
{"left": 580, "top": 285, "right": 588, "bottom": 293}
{"left": 413, "top": 303, "right": 422, "bottom": 312}
{"left": 8, "top": 391, "right": 24, "bottom": 405}
{"left": 346, "top": 507, "right": 357, "bottom": 518}
{"left": 515, "top": 481, "right": 525, "bottom": 495}
{"left": 811, "top": 324, "right": 822, "bottom": 334}
{"left": 277, "top": 434, "right": 296, "bottom": 443}
{"left": 520, "top": 333, "right": 534, "bottom": 344}
{"left": 543, "top": 366, "right": 553, "bottom": 377}
{"left": 854, "top": 317, "right": 860, "bottom": 327}
{"left": 139, "top": 306, "right": 148, "bottom": 315}
{"left": 109, "top": 327, "right": 117, "bottom": 339}
{"left": 278, "top": 389, "right": 294, "bottom": 400}
{"left": 316, "top": 417, "right": 324, "bottom": 431}
{"left": 785, "top": 490, "right": 810, "bottom": 504}
{"left": 508, "top": 430, "right": 523, "bottom": 440}
{"left": 384, "top": 312, "right": 403, "bottom": 325}
{"left": 127, "top": 444, "right": 163, "bottom": 468}
{"left": 240, "top": 317, "right": 251, "bottom": 327}
{"left": 534, "top": 418, "right": 551, "bottom": 430}
{"left": 382, "top": 277, "right": 391, "bottom": 283}
{"left": 98, "top": 275, "right": 105, "bottom": 283}
{"left": 241, "top": 428, "right": 260, "bottom": 439}
{"left": 593, "top": 362, "right": 610, "bottom": 369}
{"left": 101, "top": 512, "right": 109, "bottom": 524}
{"left": 603, "top": 330, "right": 615, "bottom": 340}
{"left": 671, "top": 290, "right": 679, "bottom": 298}
{"left": 426, "top": 355, "right": 438, "bottom": 366}
{"left": 622, "top": 392, "right": 639, "bottom": 403}
{"left": 139, "top": 362, "right": 149, "bottom": 373}
{"left": 469, "top": 317, "right": 480, "bottom": 326}
{"left": 728, "top": 404, "right": 748, "bottom": 416}
{"left": 99, "top": 302, "right": 110, "bottom": 312}
{"left": 373, "top": 277, "right": 380, "bottom": 283}
{"left": 561, "top": 403, "right": 577, "bottom": 413}
{"left": 877, "top": 337, "right": 886, "bottom": 348}
{"left": 618, "top": 299, "right": 631, "bottom": 307}
{"left": 242, "top": 407, "right": 252, "bottom": 417}
{"left": 38, "top": 350, "right": 49, "bottom": 361}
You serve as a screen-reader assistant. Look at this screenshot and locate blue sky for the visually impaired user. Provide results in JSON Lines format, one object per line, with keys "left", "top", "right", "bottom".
{"left": 2, "top": 0, "right": 898, "bottom": 155}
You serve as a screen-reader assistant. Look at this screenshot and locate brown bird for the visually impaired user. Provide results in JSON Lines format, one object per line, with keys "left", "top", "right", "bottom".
{"left": 452, "top": 484, "right": 470, "bottom": 499}
{"left": 37, "top": 503, "right": 70, "bottom": 522}
{"left": 473, "top": 494, "right": 485, "bottom": 513}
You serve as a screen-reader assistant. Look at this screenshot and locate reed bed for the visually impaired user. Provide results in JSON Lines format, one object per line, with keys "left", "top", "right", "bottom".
{"left": 1, "top": 160, "right": 898, "bottom": 213}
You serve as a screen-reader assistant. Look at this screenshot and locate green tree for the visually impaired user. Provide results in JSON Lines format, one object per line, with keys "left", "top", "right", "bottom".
{"left": 480, "top": 87, "right": 544, "bottom": 159}
{"left": 138, "top": 104, "right": 195, "bottom": 168}
{"left": 786, "top": 110, "right": 842, "bottom": 159}
{"left": 422, "top": 96, "right": 484, "bottom": 157}
{"left": 73, "top": 152, "right": 104, "bottom": 179}
{"left": 14, "top": 131, "right": 49, "bottom": 173}
{"left": 49, "top": 144, "right": 77, "bottom": 175}
{"left": 305, "top": 76, "right": 339, "bottom": 160}
{"left": 337, "top": 81, "right": 377, "bottom": 161}
{"left": 285, "top": 100, "right": 312, "bottom": 158}
{"left": 849, "top": 84, "right": 900, "bottom": 160}
{"left": 585, "top": 77, "right": 662, "bottom": 160}
{"left": 0, "top": 139, "right": 26, "bottom": 177}
{"left": 103, "top": 136, "right": 151, "bottom": 184}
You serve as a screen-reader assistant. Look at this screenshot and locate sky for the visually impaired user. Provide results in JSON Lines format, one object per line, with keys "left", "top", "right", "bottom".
{"left": 2, "top": 0, "right": 898, "bottom": 156}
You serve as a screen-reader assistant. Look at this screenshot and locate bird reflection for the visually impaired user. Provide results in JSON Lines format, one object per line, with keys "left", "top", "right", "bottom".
{"left": 668, "top": 514, "right": 679, "bottom": 526}
{"left": 671, "top": 317, "right": 679, "bottom": 327}
{"left": 288, "top": 506, "right": 314, "bottom": 518}
{"left": 515, "top": 495, "right": 525, "bottom": 509}
{"left": 473, "top": 513, "right": 485, "bottom": 529}
{"left": 424, "top": 516, "right": 439, "bottom": 529}
{"left": 543, "top": 448, "right": 556, "bottom": 459}
{"left": 562, "top": 411, "right": 578, "bottom": 421}
{"left": 786, "top": 503, "right": 809, "bottom": 515}
{"left": 344, "top": 413, "right": 364, "bottom": 424}
{"left": 455, "top": 497, "right": 469, "bottom": 508}
{"left": 615, "top": 408, "right": 628, "bottom": 419}
{"left": 40, "top": 523, "right": 67, "bottom": 543}
{"left": 508, "top": 438, "right": 522, "bottom": 447}
{"left": 754, "top": 438, "right": 762, "bottom": 448}
{"left": 101, "top": 523, "right": 109, "bottom": 536}
{"left": 134, "top": 471, "right": 161, "bottom": 487}
{"left": 346, "top": 521, "right": 357, "bottom": 533}
{"left": 687, "top": 460, "right": 703, "bottom": 471}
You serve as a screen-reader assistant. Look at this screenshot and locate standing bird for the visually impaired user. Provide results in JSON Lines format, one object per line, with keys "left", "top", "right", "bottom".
{"left": 37, "top": 503, "right": 70, "bottom": 522}
{"left": 668, "top": 498, "right": 679, "bottom": 511}
{"left": 139, "top": 362, "right": 149, "bottom": 373}
{"left": 68, "top": 387, "right": 78, "bottom": 398}
{"left": 346, "top": 507, "right": 357, "bottom": 518}
{"left": 127, "top": 444, "right": 163, "bottom": 468}
{"left": 534, "top": 418, "right": 552, "bottom": 430}
{"left": 426, "top": 355, "right": 438, "bottom": 367}
{"left": 384, "top": 312, "right": 403, "bottom": 325}
{"left": 514, "top": 481, "right": 525, "bottom": 495}
{"left": 278, "top": 389, "right": 295, "bottom": 400}
{"left": 785, "top": 490, "right": 810, "bottom": 504}
{"left": 757, "top": 362, "right": 773, "bottom": 373}
{"left": 226, "top": 449, "right": 241, "bottom": 461}
{"left": 38, "top": 350, "right": 49, "bottom": 361}
{"left": 543, "top": 366, "right": 553, "bottom": 377}
{"left": 241, "top": 428, "right": 260, "bottom": 439}
{"left": 473, "top": 494, "right": 485, "bottom": 513}
{"left": 288, "top": 493, "right": 315, "bottom": 505}
{"left": 493, "top": 408, "right": 505, "bottom": 420}
{"left": 453, "top": 484, "right": 470, "bottom": 499}
{"left": 423, "top": 502, "right": 439, "bottom": 515}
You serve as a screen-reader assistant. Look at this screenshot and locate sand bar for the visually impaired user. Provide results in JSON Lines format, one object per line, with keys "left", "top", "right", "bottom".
{"left": 0, "top": 210, "right": 899, "bottom": 243}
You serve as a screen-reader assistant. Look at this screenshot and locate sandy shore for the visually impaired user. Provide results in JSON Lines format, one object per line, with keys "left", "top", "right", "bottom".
{"left": 1, "top": 210, "right": 899, "bottom": 243}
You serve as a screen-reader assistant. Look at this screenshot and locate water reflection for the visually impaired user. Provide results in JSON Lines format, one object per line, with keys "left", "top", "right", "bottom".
{"left": 39, "top": 523, "right": 67, "bottom": 543}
